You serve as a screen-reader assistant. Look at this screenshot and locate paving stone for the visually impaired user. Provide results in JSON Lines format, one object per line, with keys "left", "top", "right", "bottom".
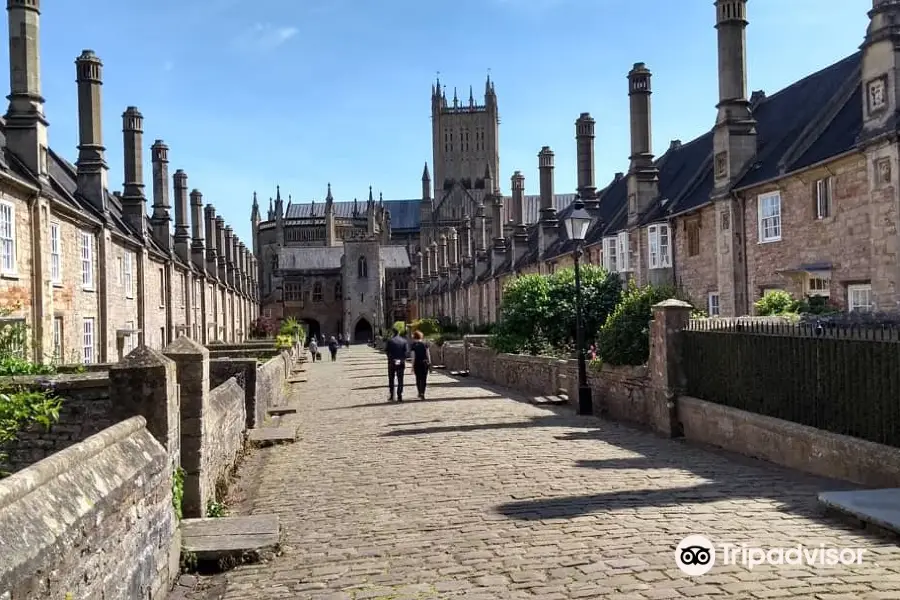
{"left": 187, "top": 347, "right": 900, "bottom": 599}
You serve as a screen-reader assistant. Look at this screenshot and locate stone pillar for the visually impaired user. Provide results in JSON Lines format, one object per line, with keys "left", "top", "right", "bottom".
{"left": 108, "top": 346, "right": 180, "bottom": 468}
{"left": 648, "top": 299, "right": 693, "bottom": 438}
{"left": 163, "top": 336, "right": 210, "bottom": 518}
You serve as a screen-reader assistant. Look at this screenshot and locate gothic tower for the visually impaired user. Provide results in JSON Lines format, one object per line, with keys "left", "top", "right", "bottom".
{"left": 430, "top": 75, "right": 500, "bottom": 202}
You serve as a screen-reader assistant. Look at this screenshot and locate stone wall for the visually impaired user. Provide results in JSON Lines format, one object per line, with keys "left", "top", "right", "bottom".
{"left": 210, "top": 358, "right": 259, "bottom": 428}
{"left": 0, "top": 417, "right": 180, "bottom": 599}
{"left": 206, "top": 377, "right": 246, "bottom": 502}
{"left": 256, "top": 351, "right": 291, "bottom": 416}
{"left": 455, "top": 299, "right": 900, "bottom": 488}
{"left": 0, "top": 372, "right": 113, "bottom": 474}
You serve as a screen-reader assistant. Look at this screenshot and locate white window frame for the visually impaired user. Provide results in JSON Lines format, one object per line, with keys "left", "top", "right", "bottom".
{"left": 81, "top": 232, "right": 94, "bottom": 290}
{"left": 708, "top": 292, "right": 720, "bottom": 317}
{"left": 848, "top": 284, "right": 873, "bottom": 313}
{"left": 617, "top": 231, "right": 631, "bottom": 271}
{"left": 647, "top": 224, "right": 672, "bottom": 269}
{"left": 52, "top": 316, "right": 63, "bottom": 361}
{"left": 159, "top": 267, "right": 166, "bottom": 307}
{"left": 50, "top": 221, "right": 61, "bottom": 284}
{"left": 602, "top": 237, "right": 618, "bottom": 272}
{"left": 124, "top": 252, "right": 134, "bottom": 299}
{"left": 815, "top": 177, "right": 833, "bottom": 219}
{"left": 757, "top": 191, "right": 782, "bottom": 243}
{"left": 125, "top": 320, "right": 136, "bottom": 354}
{"left": 83, "top": 317, "right": 95, "bottom": 364}
{"left": 806, "top": 275, "right": 830, "bottom": 297}
{"left": 0, "top": 200, "right": 16, "bottom": 276}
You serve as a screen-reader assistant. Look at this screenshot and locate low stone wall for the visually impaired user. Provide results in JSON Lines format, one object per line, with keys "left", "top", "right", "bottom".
{"left": 0, "top": 416, "right": 179, "bottom": 599}
{"left": 208, "top": 347, "right": 280, "bottom": 361}
{"left": 206, "top": 378, "right": 247, "bottom": 502}
{"left": 210, "top": 358, "right": 259, "bottom": 428}
{"left": 256, "top": 351, "right": 292, "bottom": 415}
{"left": 439, "top": 343, "right": 466, "bottom": 372}
{"left": 0, "top": 372, "right": 114, "bottom": 474}
{"left": 587, "top": 364, "right": 652, "bottom": 427}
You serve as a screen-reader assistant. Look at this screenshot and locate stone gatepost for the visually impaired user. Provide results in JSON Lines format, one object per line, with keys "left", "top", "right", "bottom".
{"left": 109, "top": 346, "right": 181, "bottom": 468}
{"left": 648, "top": 299, "right": 693, "bottom": 437}
{"left": 164, "top": 335, "right": 210, "bottom": 519}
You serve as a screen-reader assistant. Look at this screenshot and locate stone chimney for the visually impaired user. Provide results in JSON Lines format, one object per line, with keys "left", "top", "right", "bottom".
{"left": 75, "top": 50, "right": 108, "bottom": 214}
{"left": 423, "top": 247, "right": 431, "bottom": 280}
{"left": 204, "top": 204, "right": 218, "bottom": 276}
{"left": 491, "top": 194, "right": 507, "bottom": 272}
{"left": 460, "top": 215, "right": 473, "bottom": 263}
{"left": 417, "top": 250, "right": 425, "bottom": 283}
{"left": 173, "top": 170, "right": 190, "bottom": 262}
{"left": 224, "top": 226, "right": 235, "bottom": 286}
{"left": 449, "top": 228, "right": 459, "bottom": 273}
{"left": 237, "top": 241, "right": 246, "bottom": 293}
{"left": 538, "top": 146, "right": 558, "bottom": 255}
{"left": 627, "top": 63, "right": 659, "bottom": 227}
{"left": 189, "top": 188, "right": 205, "bottom": 270}
{"left": 712, "top": 0, "right": 756, "bottom": 192}
{"left": 5, "top": 0, "right": 49, "bottom": 179}
{"left": 510, "top": 171, "right": 525, "bottom": 226}
{"left": 438, "top": 233, "right": 449, "bottom": 277}
{"left": 575, "top": 113, "right": 598, "bottom": 207}
{"left": 429, "top": 241, "right": 439, "bottom": 281}
{"left": 150, "top": 140, "right": 171, "bottom": 252}
{"left": 120, "top": 107, "right": 146, "bottom": 238}
{"left": 215, "top": 216, "right": 227, "bottom": 281}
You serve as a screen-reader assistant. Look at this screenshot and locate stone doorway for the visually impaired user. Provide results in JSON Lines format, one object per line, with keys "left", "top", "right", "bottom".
{"left": 353, "top": 318, "right": 373, "bottom": 343}
{"left": 303, "top": 318, "right": 321, "bottom": 344}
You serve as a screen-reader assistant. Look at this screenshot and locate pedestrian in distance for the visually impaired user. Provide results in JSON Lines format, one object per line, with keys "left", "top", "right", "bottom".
{"left": 309, "top": 337, "right": 319, "bottom": 362}
{"left": 328, "top": 336, "right": 339, "bottom": 362}
{"left": 410, "top": 330, "right": 432, "bottom": 400}
{"left": 385, "top": 327, "right": 409, "bottom": 402}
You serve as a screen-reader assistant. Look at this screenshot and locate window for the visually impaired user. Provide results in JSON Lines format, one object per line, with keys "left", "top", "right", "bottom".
{"left": 83, "top": 318, "right": 95, "bottom": 364}
{"left": 685, "top": 219, "right": 700, "bottom": 257}
{"left": 334, "top": 281, "right": 342, "bottom": 301}
{"left": 81, "top": 232, "right": 94, "bottom": 289}
{"left": 806, "top": 276, "right": 830, "bottom": 297}
{"left": 284, "top": 282, "right": 301, "bottom": 301}
{"left": 181, "top": 273, "right": 188, "bottom": 307}
{"left": 757, "top": 191, "right": 782, "bottom": 242}
{"left": 117, "top": 257, "right": 123, "bottom": 284}
{"left": 602, "top": 237, "right": 618, "bottom": 272}
{"left": 125, "top": 320, "right": 137, "bottom": 354}
{"left": 0, "top": 201, "right": 15, "bottom": 275}
{"left": 160, "top": 326, "right": 166, "bottom": 349}
{"left": 52, "top": 317, "right": 63, "bottom": 362}
{"left": 358, "top": 256, "right": 368, "bottom": 279}
{"left": 159, "top": 267, "right": 165, "bottom": 306}
{"left": 814, "top": 177, "right": 833, "bottom": 219}
{"left": 708, "top": 293, "right": 720, "bottom": 317}
{"left": 647, "top": 224, "right": 672, "bottom": 269}
{"left": 50, "top": 222, "right": 61, "bottom": 284}
{"left": 313, "top": 281, "right": 323, "bottom": 302}
{"left": 848, "top": 284, "right": 873, "bottom": 313}
{"left": 123, "top": 252, "right": 134, "bottom": 298}
{"left": 617, "top": 231, "right": 631, "bottom": 271}
{"left": 393, "top": 279, "right": 408, "bottom": 300}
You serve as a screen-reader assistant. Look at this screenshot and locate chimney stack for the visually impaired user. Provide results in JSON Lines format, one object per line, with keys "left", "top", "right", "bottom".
{"left": 538, "top": 146, "right": 558, "bottom": 255}
{"left": 216, "top": 216, "right": 227, "bottom": 281}
{"left": 120, "top": 107, "right": 146, "bottom": 237}
{"left": 438, "top": 233, "right": 449, "bottom": 277}
{"left": 511, "top": 171, "right": 526, "bottom": 226}
{"left": 6, "top": 0, "right": 49, "bottom": 179}
{"left": 224, "top": 225, "right": 235, "bottom": 286}
{"left": 417, "top": 250, "right": 425, "bottom": 282}
{"left": 150, "top": 140, "right": 171, "bottom": 251}
{"left": 189, "top": 187, "right": 205, "bottom": 270}
{"left": 423, "top": 247, "right": 431, "bottom": 280}
{"left": 429, "top": 241, "right": 439, "bottom": 281}
{"left": 628, "top": 64, "right": 654, "bottom": 169}
{"left": 449, "top": 228, "right": 459, "bottom": 271}
{"left": 204, "top": 204, "right": 218, "bottom": 276}
{"left": 575, "top": 113, "right": 598, "bottom": 206}
{"left": 75, "top": 50, "right": 108, "bottom": 214}
{"left": 173, "top": 170, "right": 190, "bottom": 261}
{"left": 491, "top": 195, "right": 505, "bottom": 251}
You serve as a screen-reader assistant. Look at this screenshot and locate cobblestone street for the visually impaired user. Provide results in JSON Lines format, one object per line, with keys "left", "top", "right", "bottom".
{"left": 198, "top": 346, "right": 900, "bottom": 599}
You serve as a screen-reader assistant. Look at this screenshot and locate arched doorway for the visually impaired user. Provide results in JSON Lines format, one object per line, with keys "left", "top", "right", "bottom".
{"left": 302, "top": 318, "right": 321, "bottom": 344}
{"left": 353, "top": 317, "right": 373, "bottom": 344}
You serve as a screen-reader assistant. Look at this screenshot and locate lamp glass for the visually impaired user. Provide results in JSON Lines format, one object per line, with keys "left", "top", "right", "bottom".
{"left": 565, "top": 206, "right": 592, "bottom": 241}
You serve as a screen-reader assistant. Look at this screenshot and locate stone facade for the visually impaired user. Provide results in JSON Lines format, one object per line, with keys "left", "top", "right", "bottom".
{"left": 410, "top": 0, "right": 900, "bottom": 321}
{"left": 0, "top": 2, "right": 258, "bottom": 367}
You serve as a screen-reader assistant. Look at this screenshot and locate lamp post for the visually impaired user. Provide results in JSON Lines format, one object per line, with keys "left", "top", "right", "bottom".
{"left": 564, "top": 196, "right": 594, "bottom": 416}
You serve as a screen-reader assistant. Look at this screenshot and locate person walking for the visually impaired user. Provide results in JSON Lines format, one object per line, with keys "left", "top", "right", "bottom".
{"left": 309, "top": 337, "right": 319, "bottom": 362}
{"left": 385, "top": 327, "right": 409, "bottom": 402}
{"left": 410, "top": 330, "right": 432, "bottom": 400}
{"left": 328, "top": 336, "right": 339, "bottom": 362}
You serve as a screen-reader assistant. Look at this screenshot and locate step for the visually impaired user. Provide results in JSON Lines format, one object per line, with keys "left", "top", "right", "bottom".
{"left": 449, "top": 370, "right": 469, "bottom": 377}
{"left": 431, "top": 364, "right": 446, "bottom": 370}
{"left": 286, "top": 376, "right": 308, "bottom": 384}
{"left": 819, "top": 488, "right": 900, "bottom": 535}
{"left": 531, "top": 395, "right": 569, "bottom": 406}
{"left": 267, "top": 405, "right": 299, "bottom": 416}
{"left": 181, "top": 514, "right": 280, "bottom": 560}
{"left": 248, "top": 427, "right": 296, "bottom": 446}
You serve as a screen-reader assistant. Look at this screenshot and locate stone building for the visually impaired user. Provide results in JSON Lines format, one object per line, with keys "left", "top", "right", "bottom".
{"left": 0, "top": 1, "right": 258, "bottom": 364}
{"left": 416, "top": 0, "right": 900, "bottom": 321}
{"left": 253, "top": 79, "right": 574, "bottom": 340}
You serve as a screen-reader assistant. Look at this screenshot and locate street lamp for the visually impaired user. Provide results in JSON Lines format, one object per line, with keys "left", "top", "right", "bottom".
{"left": 564, "top": 195, "right": 594, "bottom": 416}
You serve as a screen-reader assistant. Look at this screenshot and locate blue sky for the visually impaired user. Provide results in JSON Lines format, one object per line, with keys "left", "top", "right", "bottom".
{"left": 4, "top": 0, "right": 870, "bottom": 243}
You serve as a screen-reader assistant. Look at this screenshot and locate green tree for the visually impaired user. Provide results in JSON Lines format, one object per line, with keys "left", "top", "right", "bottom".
{"left": 489, "top": 274, "right": 553, "bottom": 355}
{"left": 597, "top": 282, "right": 680, "bottom": 366}
{"left": 545, "top": 265, "right": 623, "bottom": 351}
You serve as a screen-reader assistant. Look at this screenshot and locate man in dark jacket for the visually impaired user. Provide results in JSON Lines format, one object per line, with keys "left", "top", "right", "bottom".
{"left": 385, "top": 328, "right": 409, "bottom": 402}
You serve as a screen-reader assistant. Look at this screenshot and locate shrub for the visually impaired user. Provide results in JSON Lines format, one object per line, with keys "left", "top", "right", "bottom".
{"left": 250, "top": 316, "right": 278, "bottom": 338}
{"left": 597, "top": 282, "right": 679, "bottom": 366}
{"left": 392, "top": 321, "right": 407, "bottom": 335}
{"left": 798, "top": 309, "right": 900, "bottom": 327}
{"left": 279, "top": 317, "right": 304, "bottom": 340}
{"left": 275, "top": 334, "right": 294, "bottom": 350}
{"left": 754, "top": 290, "right": 798, "bottom": 316}
{"left": 489, "top": 274, "right": 552, "bottom": 355}
{"left": 410, "top": 318, "right": 441, "bottom": 337}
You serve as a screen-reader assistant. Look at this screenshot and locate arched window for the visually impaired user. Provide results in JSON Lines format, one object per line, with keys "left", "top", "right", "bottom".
{"left": 334, "top": 281, "right": 342, "bottom": 301}
{"left": 358, "top": 256, "right": 368, "bottom": 279}
{"left": 312, "top": 281, "right": 323, "bottom": 303}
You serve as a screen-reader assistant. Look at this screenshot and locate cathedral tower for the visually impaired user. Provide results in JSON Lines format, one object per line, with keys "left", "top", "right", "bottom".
{"left": 431, "top": 74, "right": 500, "bottom": 197}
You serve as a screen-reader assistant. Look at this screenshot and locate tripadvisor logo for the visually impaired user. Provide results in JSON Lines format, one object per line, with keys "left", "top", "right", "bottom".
{"left": 675, "top": 535, "right": 866, "bottom": 575}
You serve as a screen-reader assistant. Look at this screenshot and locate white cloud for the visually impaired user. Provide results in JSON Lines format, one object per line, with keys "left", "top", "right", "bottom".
{"left": 233, "top": 23, "right": 298, "bottom": 52}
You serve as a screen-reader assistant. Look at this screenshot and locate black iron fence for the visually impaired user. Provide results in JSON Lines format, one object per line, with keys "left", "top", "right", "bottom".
{"left": 682, "top": 318, "right": 900, "bottom": 448}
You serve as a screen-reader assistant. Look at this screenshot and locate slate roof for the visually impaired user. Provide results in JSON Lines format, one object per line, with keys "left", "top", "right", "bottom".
{"left": 278, "top": 244, "right": 411, "bottom": 272}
